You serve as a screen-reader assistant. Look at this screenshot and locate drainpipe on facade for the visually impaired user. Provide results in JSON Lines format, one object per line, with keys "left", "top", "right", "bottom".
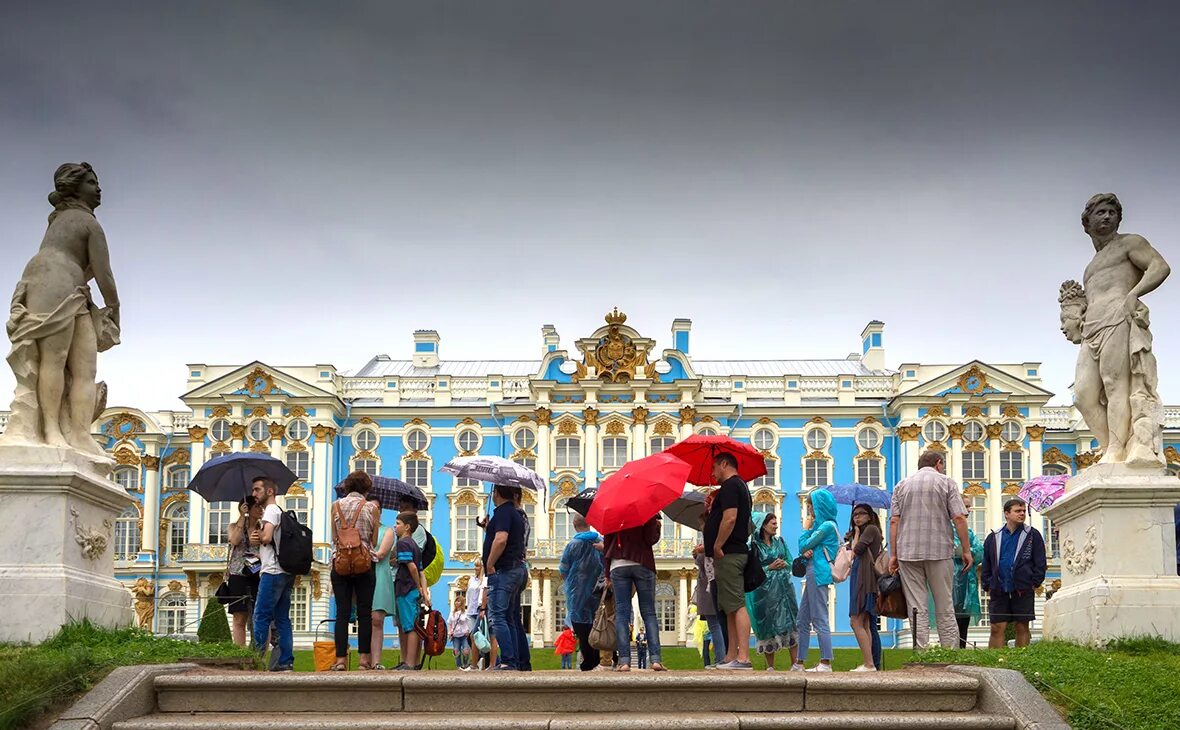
{"left": 882, "top": 401, "right": 901, "bottom": 650}
{"left": 151, "top": 429, "right": 173, "bottom": 635}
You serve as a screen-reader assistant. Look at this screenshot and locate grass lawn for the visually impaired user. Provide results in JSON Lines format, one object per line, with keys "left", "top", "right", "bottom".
{"left": 916, "top": 639, "right": 1180, "bottom": 730}
{"left": 0, "top": 622, "right": 254, "bottom": 730}
{"left": 293, "top": 646, "right": 916, "bottom": 672}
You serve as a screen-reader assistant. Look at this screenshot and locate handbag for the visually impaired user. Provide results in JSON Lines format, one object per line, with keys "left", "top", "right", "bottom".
{"left": 873, "top": 545, "right": 891, "bottom": 578}
{"left": 877, "top": 573, "right": 902, "bottom": 596}
{"left": 791, "top": 557, "right": 807, "bottom": 577}
{"left": 877, "top": 583, "right": 908, "bottom": 619}
{"left": 472, "top": 615, "right": 491, "bottom": 655}
{"left": 743, "top": 543, "right": 766, "bottom": 593}
{"left": 831, "top": 543, "right": 854, "bottom": 584}
{"left": 589, "top": 587, "right": 617, "bottom": 651}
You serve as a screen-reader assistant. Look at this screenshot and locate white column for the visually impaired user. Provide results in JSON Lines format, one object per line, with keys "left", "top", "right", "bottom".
{"left": 631, "top": 409, "right": 647, "bottom": 461}
{"left": 678, "top": 571, "right": 690, "bottom": 645}
{"left": 312, "top": 427, "right": 333, "bottom": 544}
{"left": 542, "top": 573, "right": 553, "bottom": 644}
{"left": 950, "top": 433, "right": 964, "bottom": 486}
{"left": 188, "top": 427, "right": 208, "bottom": 550}
{"left": 142, "top": 449, "right": 161, "bottom": 554}
{"left": 679, "top": 408, "right": 694, "bottom": 441}
{"left": 1027, "top": 430, "right": 1045, "bottom": 533}
{"left": 535, "top": 413, "right": 552, "bottom": 541}
{"left": 901, "top": 432, "right": 920, "bottom": 477}
{"left": 583, "top": 414, "right": 599, "bottom": 491}
{"left": 988, "top": 429, "right": 1003, "bottom": 527}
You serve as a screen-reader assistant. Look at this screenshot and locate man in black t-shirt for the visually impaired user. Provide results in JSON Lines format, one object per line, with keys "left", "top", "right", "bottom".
{"left": 482, "top": 484, "right": 527, "bottom": 670}
{"left": 703, "top": 453, "right": 753, "bottom": 670}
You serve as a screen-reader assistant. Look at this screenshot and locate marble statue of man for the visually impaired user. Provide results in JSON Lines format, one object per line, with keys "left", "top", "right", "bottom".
{"left": 1058, "top": 193, "right": 1170, "bottom": 468}
{"left": 0, "top": 163, "right": 119, "bottom": 461}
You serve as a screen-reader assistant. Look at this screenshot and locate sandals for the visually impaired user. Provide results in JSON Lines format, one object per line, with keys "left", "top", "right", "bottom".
{"left": 329, "top": 663, "right": 347, "bottom": 671}
{"left": 614, "top": 664, "right": 631, "bottom": 672}
{"left": 651, "top": 662, "right": 667, "bottom": 672}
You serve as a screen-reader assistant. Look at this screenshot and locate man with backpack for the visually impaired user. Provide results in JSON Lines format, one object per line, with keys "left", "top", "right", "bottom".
{"left": 250, "top": 476, "right": 295, "bottom": 671}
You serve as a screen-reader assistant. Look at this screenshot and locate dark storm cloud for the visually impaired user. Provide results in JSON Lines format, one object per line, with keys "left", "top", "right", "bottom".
{"left": 1, "top": 1, "right": 1178, "bottom": 408}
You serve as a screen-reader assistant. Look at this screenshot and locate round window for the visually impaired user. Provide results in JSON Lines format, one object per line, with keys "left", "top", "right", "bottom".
{"left": 355, "top": 429, "right": 378, "bottom": 451}
{"left": 286, "top": 420, "right": 309, "bottom": 441}
{"left": 752, "top": 428, "right": 775, "bottom": 451}
{"left": 963, "top": 421, "right": 984, "bottom": 442}
{"left": 406, "top": 429, "right": 428, "bottom": 451}
{"left": 805, "top": 428, "right": 828, "bottom": 450}
{"left": 513, "top": 428, "right": 536, "bottom": 451}
{"left": 856, "top": 429, "right": 881, "bottom": 451}
{"left": 210, "top": 419, "right": 231, "bottom": 442}
{"left": 457, "top": 429, "right": 480, "bottom": 452}
{"left": 248, "top": 420, "right": 270, "bottom": 442}
{"left": 923, "top": 421, "right": 948, "bottom": 443}
{"left": 1001, "top": 421, "right": 1022, "bottom": 442}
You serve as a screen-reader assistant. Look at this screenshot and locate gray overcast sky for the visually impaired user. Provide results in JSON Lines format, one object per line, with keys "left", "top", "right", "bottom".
{"left": 2, "top": 1, "right": 1178, "bottom": 410}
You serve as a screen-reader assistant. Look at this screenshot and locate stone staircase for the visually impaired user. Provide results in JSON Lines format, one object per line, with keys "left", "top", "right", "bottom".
{"left": 108, "top": 670, "right": 1024, "bottom": 729}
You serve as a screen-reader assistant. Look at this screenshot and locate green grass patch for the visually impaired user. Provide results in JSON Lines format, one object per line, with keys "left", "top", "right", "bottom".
{"left": 292, "top": 646, "right": 915, "bottom": 672}
{"left": 0, "top": 621, "right": 254, "bottom": 730}
{"left": 917, "top": 640, "right": 1180, "bottom": 730}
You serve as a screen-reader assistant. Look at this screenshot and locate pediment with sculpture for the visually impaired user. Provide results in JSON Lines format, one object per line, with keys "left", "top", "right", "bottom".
{"left": 571, "top": 308, "right": 655, "bottom": 384}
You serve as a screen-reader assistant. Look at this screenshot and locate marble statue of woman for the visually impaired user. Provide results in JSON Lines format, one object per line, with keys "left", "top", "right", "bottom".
{"left": 1058, "top": 193, "right": 1170, "bottom": 469}
{"left": 0, "top": 162, "right": 120, "bottom": 461}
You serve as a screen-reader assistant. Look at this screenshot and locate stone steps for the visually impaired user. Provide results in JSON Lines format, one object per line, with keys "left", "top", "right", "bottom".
{"left": 114, "top": 711, "right": 1016, "bottom": 730}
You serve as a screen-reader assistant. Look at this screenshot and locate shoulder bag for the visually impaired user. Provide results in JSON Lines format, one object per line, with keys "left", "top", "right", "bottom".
{"left": 589, "top": 586, "right": 617, "bottom": 651}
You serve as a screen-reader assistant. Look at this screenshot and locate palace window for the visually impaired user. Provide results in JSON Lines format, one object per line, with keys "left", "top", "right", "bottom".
{"left": 555, "top": 437, "right": 581, "bottom": 468}
{"left": 1000, "top": 451, "right": 1024, "bottom": 481}
{"left": 248, "top": 420, "right": 269, "bottom": 443}
{"left": 969, "top": 496, "right": 988, "bottom": 537}
{"left": 553, "top": 595, "right": 568, "bottom": 634}
{"left": 513, "top": 428, "right": 537, "bottom": 451}
{"left": 698, "top": 427, "right": 718, "bottom": 437}
{"left": 856, "top": 428, "right": 881, "bottom": 451}
{"left": 661, "top": 516, "right": 677, "bottom": 543}
{"left": 655, "top": 583, "right": 677, "bottom": 632}
{"left": 978, "top": 591, "right": 990, "bottom": 627}
{"left": 963, "top": 422, "right": 985, "bottom": 443}
{"left": 354, "top": 458, "right": 378, "bottom": 476}
{"left": 455, "top": 475, "right": 482, "bottom": 488}
{"left": 166, "top": 503, "right": 188, "bottom": 560}
{"left": 114, "top": 467, "right": 139, "bottom": 492}
{"left": 457, "top": 429, "right": 480, "bottom": 453}
{"left": 286, "top": 420, "right": 309, "bottom": 441}
{"left": 210, "top": 419, "right": 231, "bottom": 442}
{"left": 114, "top": 506, "right": 140, "bottom": 558}
{"left": 649, "top": 436, "right": 675, "bottom": 453}
{"left": 752, "top": 428, "right": 775, "bottom": 451}
{"left": 962, "top": 451, "right": 986, "bottom": 481}
{"left": 856, "top": 457, "right": 882, "bottom": 487}
{"left": 159, "top": 593, "right": 187, "bottom": 635}
{"left": 923, "top": 421, "right": 948, "bottom": 443}
{"left": 805, "top": 428, "right": 828, "bottom": 451}
{"left": 355, "top": 429, "right": 378, "bottom": 451}
{"left": 552, "top": 497, "right": 573, "bottom": 544}
{"left": 166, "top": 467, "right": 190, "bottom": 491}
{"left": 804, "top": 457, "right": 829, "bottom": 488}
{"left": 1043, "top": 517, "right": 1059, "bottom": 559}
{"left": 512, "top": 453, "right": 537, "bottom": 472}
{"left": 290, "top": 583, "right": 310, "bottom": 633}
{"left": 1042, "top": 463, "right": 1069, "bottom": 476}
{"left": 602, "top": 438, "right": 628, "bottom": 469}
{"left": 405, "top": 458, "right": 429, "bottom": 488}
{"left": 406, "top": 429, "right": 428, "bottom": 451}
{"left": 751, "top": 458, "right": 777, "bottom": 487}
{"left": 753, "top": 500, "right": 775, "bottom": 517}
{"left": 285, "top": 451, "right": 310, "bottom": 481}
{"left": 455, "top": 500, "right": 481, "bottom": 553}
{"left": 521, "top": 497, "right": 537, "bottom": 551}
{"left": 1001, "top": 421, "right": 1022, "bottom": 443}
{"left": 286, "top": 495, "right": 310, "bottom": 525}
{"left": 207, "top": 501, "right": 233, "bottom": 544}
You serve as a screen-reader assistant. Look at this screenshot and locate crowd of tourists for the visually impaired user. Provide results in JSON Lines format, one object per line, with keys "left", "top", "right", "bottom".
{"left": 222, "top": 448, "right": 1046, "bottom": 672}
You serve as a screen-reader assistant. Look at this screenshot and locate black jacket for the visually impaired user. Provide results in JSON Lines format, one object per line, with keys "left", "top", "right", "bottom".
{"left": 981, "top": 524, "right": 1047, "bottom": 594}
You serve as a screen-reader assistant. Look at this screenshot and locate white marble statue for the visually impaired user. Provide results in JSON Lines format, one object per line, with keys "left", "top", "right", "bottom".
{"left": 1058, "top": 193, "right": 1170, "bottom": 468}
{"left": 0, "top": 163, "right": 119, "bottom": 461}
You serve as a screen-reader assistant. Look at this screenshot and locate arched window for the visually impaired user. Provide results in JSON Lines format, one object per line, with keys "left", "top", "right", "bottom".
{"left": 158, "top": 593, "right": 187, "bottom": 635}
{"left": 602, "top": 437, "right": 628, "bottom": 469}
{"left": 1042, "top": 463, "right": 1069, "bottom": 476}
{"left": 751, "top": 457, "right": 777, "bottom": 487}
{"left": 752, "top": 428, "right": 775, "bottom": 451}
{"left": 248, "top": 420, "right": 269, "bottom": 443}
{"left": 660, "top": 515, "right": 677, "bottom": 544}
{"left": 405, "top": 457, "right": 429, "bottom": 488}
{"left": 454, "top": 496, "right": 481, "bottom": 553}
{"left": 649, "top": 436, "right": 675, "bottom": 454}
{"left": 856, "top": 456, "right": 882, "bottom": 487}
{"left": 698, "top": 427, "right": 718, "bottom": 437}
{"left": 512, "top": 452, "right": 537, "bottom": 472}
{"left": 210, "top": 419, "right": 231, "bottom": 443}
{"left": 114, "top": 467, "right": 139, "bottom": 492}
{"left": 804, "top": 457, "right": 829, "bottom": 488}
{"left": 286, "top": 420, "right": 309, "bottom": 441}
{"left": 654, "top": 583, "right": 677, "bottom": 632}
{"left": 286, "top": 494, "right": 310, "bottom": 525}
{"left": 355, "top": 428, "right": 378, "bottom": 451}
{"left": 166, "top": 467, "right": 190, "bottom": 491}
{"left": 353, "top": 457, "right": 378, "bottom": 476}
{"left": 457, "top": 429, "right": 480, "bottom": 454}
{"left": 1000, "top": 421, "right": 1022, "bottom": 443}
{"left": 114, "top": 506, "right": 140, "bottom": 558}
{"left": 962, "top": 422, "right": 985, "bottom": 443}
{"left": 856, "top": 428, "right": 881, "bottom": 451}
{"left": 207, "top": 501, "right": 233, "bottom": 544}
{"left": 290, "top": 583, "right": 310, "bottom": 633}
{"left": 968, "top": 495, "right": 988, "bottom": 537}
{"left": 552, "top": 497, "right": 574, "bottom": 544}
{"left": 923, "top": 421, "right": 948, "bottom": 443}
{"left": 406, "top": 429, "right": 428, "bottom": 452}
{"left": 753, "top": 500, "right": 774, "bottom": 517}
{"left": 805, "top": 428, "right": 829, "bottom": 451}
{"left": 166, "top": 503, "right": 188, "bottom": 560}
{"left": 512, "top": 428, "right": 536, "bottom": 451}
{"left": 555, "top": 437, "right": 581, "bottom": 468}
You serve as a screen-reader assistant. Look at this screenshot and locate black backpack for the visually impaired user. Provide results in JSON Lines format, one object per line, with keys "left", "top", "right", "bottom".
{"left": 277, "top": 509, "right": 313, "bottom": 575}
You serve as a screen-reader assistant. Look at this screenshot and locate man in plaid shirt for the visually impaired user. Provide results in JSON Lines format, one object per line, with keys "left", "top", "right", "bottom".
{"left": 889, "top": 451, "right": 974, "bottom": 649}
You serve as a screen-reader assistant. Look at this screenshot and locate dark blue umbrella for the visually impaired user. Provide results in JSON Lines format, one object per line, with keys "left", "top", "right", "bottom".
{"left": 335, "top": 474, "right": 427, "bottom": 511}
{"left": 822, "top": 483, "right": 891, "bottom": 510}
{"left": 187, "top": 452, "right": 298, "bottom": 503}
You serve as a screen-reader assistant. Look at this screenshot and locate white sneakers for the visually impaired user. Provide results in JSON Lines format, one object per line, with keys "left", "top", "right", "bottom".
{"left": 850, "top": 664, "right": 877, "bottom": 672}
{"left": 804, "top": 663, "right": 833, "bottom": 672}
{"left": 789, "top": 663, "right": 805, "bottom": 672}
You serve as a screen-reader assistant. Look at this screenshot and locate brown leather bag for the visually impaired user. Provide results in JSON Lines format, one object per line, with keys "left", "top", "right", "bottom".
{"left": 332, "top": 501, "right": 372, "bottom": 576}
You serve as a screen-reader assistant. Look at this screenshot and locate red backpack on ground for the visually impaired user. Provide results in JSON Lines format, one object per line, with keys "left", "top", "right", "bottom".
{"left": 416, "top": 609, "right": 448, "bottom": 660}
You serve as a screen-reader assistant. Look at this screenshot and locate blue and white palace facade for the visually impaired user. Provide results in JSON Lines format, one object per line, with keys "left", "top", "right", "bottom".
{"left": 7, "top": 310, "right": 1177, "bottom": 649}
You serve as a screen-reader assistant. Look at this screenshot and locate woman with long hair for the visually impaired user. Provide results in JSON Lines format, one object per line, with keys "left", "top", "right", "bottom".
{"left": 744, "top": 511, "right": 800, "bottom": 671}
{"left": 369, "top": 497, "right": 397, "bottom": 669}
{"left": 845, "top": 503, "right": 884, "bottom": 672}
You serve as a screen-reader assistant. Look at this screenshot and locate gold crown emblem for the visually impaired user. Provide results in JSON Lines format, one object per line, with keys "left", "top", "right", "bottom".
{"left": 604, "top": 307, "right": 627, "bottom": 325}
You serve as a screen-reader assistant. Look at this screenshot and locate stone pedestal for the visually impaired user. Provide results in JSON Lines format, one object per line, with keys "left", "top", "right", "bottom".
{"left": 0, "top": 446, "right": 135, "bottom": 643}
{"left": 1042, "top": 463, "right": 1180, "bottom": 646}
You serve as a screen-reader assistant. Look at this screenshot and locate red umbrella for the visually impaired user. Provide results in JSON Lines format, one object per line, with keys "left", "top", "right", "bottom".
{"left": 585, "top": 452, "right": 691, "bottom": 535}
{"left": 663, "top": 434, "right": 767, "bottom": 486}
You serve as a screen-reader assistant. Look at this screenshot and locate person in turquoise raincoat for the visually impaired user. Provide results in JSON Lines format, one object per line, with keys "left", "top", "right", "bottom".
{"left": 744, "top": 511, "right": 800, "bottom": 670}
{"left": 927, "top": 495, "right": 985, "bottom": 647}
{"left": 791, "top": 489, "right": 840, "bottom": 672}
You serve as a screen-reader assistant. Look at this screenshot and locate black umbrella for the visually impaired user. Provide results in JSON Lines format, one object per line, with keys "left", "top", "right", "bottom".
{"left": 187, "top": 452, "right": 297, "bottom": 503}
{"left": 661, "top": 491, "right": 707, "bottom": 529}
{"left": 335, "top": 474, "right": 427, "bottom": 511}
{"left": 565, "top": 488, "right": 598, "bottom": 517}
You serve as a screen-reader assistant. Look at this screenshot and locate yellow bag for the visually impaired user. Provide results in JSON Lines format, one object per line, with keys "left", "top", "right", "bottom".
{"left": 313, "top": 619, "right": 348, "bottom": 671}
{"left": 423, "top": 535, "right": 444, "bottom": 587}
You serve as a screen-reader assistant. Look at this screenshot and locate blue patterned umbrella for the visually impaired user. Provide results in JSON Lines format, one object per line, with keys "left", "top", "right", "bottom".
{"left": 334, "top": 475, "right": 427, "bottom": 511}
{"left": 822, "top": 483, "right": 891, "bottom": 509}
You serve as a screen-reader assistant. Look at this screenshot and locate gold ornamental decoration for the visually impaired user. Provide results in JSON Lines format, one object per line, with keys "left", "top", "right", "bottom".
{"left": 582, "top": 407, "right": 599, "bottom": 427}
{"left": 311, "top": 571, "right": 322, "bottom": 600}
{"left": 1075, "top": 451, "right": 1100, "bottom": 470}
{"left": 631, "top": 406, "right": 649, "bottom": 425}
{"left": 211, "top": 441, "right": 231, "bottom": 454}
{"left": 142, "top": 455, "right": 160, "bottom": 471}
{"left": 167, "top": 580, "right": 183, "bottom": 593}
{"left": 1026, "top": 425, "right": 1046, "bottom": 441}
{"left": 165, "top": 448, "right": 190, "bottom": 466}
{"left": 533, "top": 407, "right": 552, "bottom": 426}
{"left": 249, "top": 441, "right": 270, "bottom": 453}
{"left": 187, "top": 426, "right": 208, "bottom": 441}
{"left": 897, "top": 425, "right": 921, "bottom": 442}
{"left": 948, "top": 422, "right": 966, "bottom": 440}
{"left": 211, "top": 406, "right": 231, "bottom": 418}
{"left": 957, "top": 366, "right": 989, "bottom": 396}
{"left": 926, "top": 406, "right": 946, "bottom": 418}
{"left": 229, "top": 423, "right": 247, "bottom": 440}
{"left": 962, "top": 483, "right": 986, "bottom": 496}
{"left": 288, "top": 406, "right": 307, "bottom": 418}
{"left": 114, "top": 448, "right": 141, "bottom": 466}
{"left": 1002, "top": 405, "right": 1022, "bottom": 419}
{"left": 585, "top": 308, "right": 649, "bottom": 384}
{"left": 268, "top": 422, "right": 285, "bottom": 439}
{"left": 1043, "top": 446, "right": 1072, "bottom": 466}
{"left": 965, "top": 405, "right": 984, "bottom": 418}
{"left": 679, "top": 406, "right": 697, "bottom": 426}
{"left": 250, "top": 406, "right": 268, "bottom": 418}
{"left": 986, "top": 423, "right": 1004, "bottom": 439}
{"left": 652, "top": 419, "right": 675, "bottom": 436}
{"left": 556, "top": 417, "right": 579, "bottom": 436}
{"left": 604, "top": 419, "right": 627, "bottom": 436}
{"left": 1165, "top": 445, "right": 1180, "bottom": 465}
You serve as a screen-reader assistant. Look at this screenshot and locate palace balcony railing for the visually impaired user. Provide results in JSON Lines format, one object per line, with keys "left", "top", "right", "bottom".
{"left": 529, "top": 538, "right": 697, "bottom": 559}
{"left": 180, "top": 543, "right": 332, "bottom": 564}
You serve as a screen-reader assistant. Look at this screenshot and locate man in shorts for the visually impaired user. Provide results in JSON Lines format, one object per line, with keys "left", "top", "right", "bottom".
{"left": 703, "top": 453, "right": 753, "bottom": 670}
{"left": 981, "top": 498, "right": 1046, "bottom": 648}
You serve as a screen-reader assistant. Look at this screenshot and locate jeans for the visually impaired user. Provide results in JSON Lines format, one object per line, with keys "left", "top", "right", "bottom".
{"left": 871, "top": 618, "right": 882, "bottom": 669}
{"left": 253, "top": 572, "right": 295, "bottom": 667}
{"left": 330, "top": 568, "right": 374, "bottom": 659}
{"left": 516, "top": 579, "right": 532, "bottom": 671}
{"left": 709, "top": 581, "right": 730, "bottom": 653}
{"left": 452, "top": 636, "right": 469, "bottom": 668}
{"left": 637, "top": 646, "right": 647, "bottom": 669}
{"left": 796, "top": 563, "right": 832, "bottom": 663}
{"left": 561, "top": 653, "right": 572, "bottom": 669}
{"left": 611, "top": 565, "right": 662, "bottom": 666}
{"left": 572, "top": 621, "right": 600, "bottom": 671}
{"left": 705, "top": 614, "right": 727, "bottom": 665}
{"left": 487, "top": 564, "right": 527, "bottom": 669}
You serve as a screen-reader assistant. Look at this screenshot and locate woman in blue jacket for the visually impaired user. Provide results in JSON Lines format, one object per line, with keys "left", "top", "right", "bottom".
{"left": 790, "top": 489, "right": 840, "bottom": 672}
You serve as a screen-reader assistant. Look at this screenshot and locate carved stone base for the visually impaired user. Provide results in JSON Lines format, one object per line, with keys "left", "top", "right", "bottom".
{"left": 1042, "top": 464, "right": 1180, "bottom": 646}
{"left": 0, "top": 453, "right": 135, "bottom": 643}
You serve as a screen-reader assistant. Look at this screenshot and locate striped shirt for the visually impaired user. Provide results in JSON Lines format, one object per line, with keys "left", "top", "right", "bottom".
{"left": 890, "top": 467, "right": 967, "bottom": 561}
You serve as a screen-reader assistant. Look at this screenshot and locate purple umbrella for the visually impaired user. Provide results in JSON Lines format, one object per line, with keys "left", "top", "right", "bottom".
{"left": 822, "top": 483, "right": 891, "bottom": 510}
{"left": 1017, "top": 474, "right": 1070, "bottom": 512}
